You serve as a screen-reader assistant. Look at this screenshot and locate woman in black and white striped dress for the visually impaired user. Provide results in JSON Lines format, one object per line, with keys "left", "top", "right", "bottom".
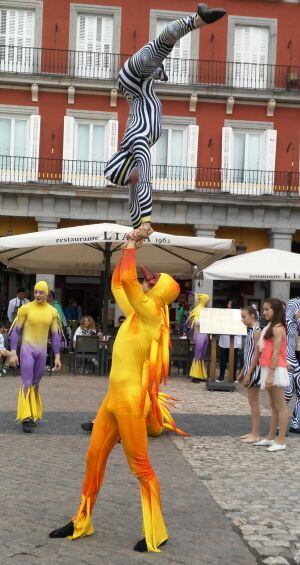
{"left": 104, "top": 4, "right": 226, "bottom": 240}
{"left": 238, "top": 306, "right": 261, "bottom": 444}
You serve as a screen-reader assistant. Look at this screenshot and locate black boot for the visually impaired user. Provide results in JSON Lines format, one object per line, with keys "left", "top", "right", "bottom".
{"left": 29, "top": 418, "right": 37, "bottom": 427}
{"left": 197, "top": 3, "right": 226, "bottom": 24}
{"left": 289, "top": 426, "right": 300, "bottom": 434}
{"left": 133, "top": 538, "right": 167, "bottom": 552}
{"left": 81, "top": 421, "right": 94, "bottom": 432}
{"left": 49, "top": 521, "right": 74, "bottom": 538}
{"left": 22, "top": 419, "right": 33, "bottom": 433}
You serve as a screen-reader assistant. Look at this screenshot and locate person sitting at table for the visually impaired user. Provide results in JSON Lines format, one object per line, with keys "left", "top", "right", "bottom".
{"left": 73, "top": 316, "right": 96, "bottom": 348}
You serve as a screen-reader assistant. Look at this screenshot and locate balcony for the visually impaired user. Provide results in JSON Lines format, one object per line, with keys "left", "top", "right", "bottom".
{"left": 0, "top": 156, "right": 299, "bottom": 197}
{"left": 0, "top": 45, "right": 299, "bottom": 94}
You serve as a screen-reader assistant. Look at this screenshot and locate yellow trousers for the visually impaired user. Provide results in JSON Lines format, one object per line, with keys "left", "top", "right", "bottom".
{"left": 71, "top": 395, "right": 168, "bottom": 552}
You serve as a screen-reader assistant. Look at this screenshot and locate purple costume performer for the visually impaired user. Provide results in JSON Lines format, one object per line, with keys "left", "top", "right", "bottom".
{"left": 186, "top": 293, "right": 210, "bottom": 382}
{"left": 10, "top": 280, "right": 61, "bottom": 431}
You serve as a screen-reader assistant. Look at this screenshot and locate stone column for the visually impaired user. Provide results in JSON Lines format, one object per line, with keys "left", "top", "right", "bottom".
{"left": 193, "top": 224, "right": 219, "bottom": 306}
{"left": 269, "top": 228, "right": 295, "bottom": 303}
{"left": 36, "top": 218, "right": 60, "bottom": 292}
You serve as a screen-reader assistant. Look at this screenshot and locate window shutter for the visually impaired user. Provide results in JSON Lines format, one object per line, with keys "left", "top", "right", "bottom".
{"left": 186, "top": 124, "right": 199, "bottom": 189}
{"left": 263, "top": 128, "right": 277, "bottom": 192}
{"left": 28, "top": 114, "right": 40, "bottom": 181}
{"left": 63, "top": 116, "right": 75, "bottom": 161}
{"left": 221, "top": 126, "right": 234, "bottom": 191}
{"left": 62, "top": 116, "right": 75, "bottom": 183}
{"left": 101, "top": 15, "right": 113, "bottom": 78}
{"left": 106, "top": 119, "right": 118, "bottom": 162}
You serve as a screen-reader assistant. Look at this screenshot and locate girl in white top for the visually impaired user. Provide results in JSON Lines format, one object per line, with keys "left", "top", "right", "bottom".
{"left": 73, "top": 316, "right": 96, "bottom": 347}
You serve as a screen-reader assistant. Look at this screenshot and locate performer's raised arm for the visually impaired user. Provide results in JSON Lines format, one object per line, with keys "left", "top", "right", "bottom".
{"left": 111, "top": 255, "right": 134, "bottom": 318}
{"left": 120, "top": 241, "right": 158, "bottom": 322}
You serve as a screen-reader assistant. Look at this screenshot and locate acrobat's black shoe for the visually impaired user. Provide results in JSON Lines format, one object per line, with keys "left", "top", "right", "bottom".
{"left": 22, "top": 419, "right": 33, "bottom": 433}
{"left": 197, "top": 3, "right": 226, "bottom": 24}
{"left": 49, "top": 521, "right": 74, "bottom": 538}
{"left": 133, "top": 538, "right": 168, "bottom": 552}
{"left": 159, "top": 63, "right": 168, "bottom": 82}
{"left": 81, "top": 421, "right": 94, "bottom": 432}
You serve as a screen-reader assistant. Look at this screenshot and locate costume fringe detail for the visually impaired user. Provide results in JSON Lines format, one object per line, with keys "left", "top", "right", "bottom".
{"left": 189, "top": 359, "right": 207, "bottom": 380}
{"left": 16, "top": 385, "right": 43, "bottom": 421}
{"left": 68, "top": 495, "right": 94, "bottom": 540}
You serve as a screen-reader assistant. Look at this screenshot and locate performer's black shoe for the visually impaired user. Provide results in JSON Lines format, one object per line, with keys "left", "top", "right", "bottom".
{"left": 159, "top": 63, "right": 168, "bottom": 82}
{"left": 289, "top": 426, "right": 300, "bottom": 434}
{"left": 191, "top": 377, "right": 201, "bottom": 383}
{"left": 133, "top": 537, "right": 167, "bottom": 552}
{"left": 197, "top": 3, "right": 226, "bottom": 24}
{"left": 29, "top": 418, "right": 37, "bottom": 427}
{"left": 22, "top": 419, "right": 33, "bottom": 433}
{"left": 81, "top": 421, "right": 94, "bottom": 432}
{"left": 49, "top": 521, "right": 74, "bottom": 538}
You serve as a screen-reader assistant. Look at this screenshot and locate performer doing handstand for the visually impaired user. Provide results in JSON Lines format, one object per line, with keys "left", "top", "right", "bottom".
{"left": 105, "top": 4, "right": 226, "bottom": 241}
{"left": 49, "top": 239, "right": 184, "bottom": 552}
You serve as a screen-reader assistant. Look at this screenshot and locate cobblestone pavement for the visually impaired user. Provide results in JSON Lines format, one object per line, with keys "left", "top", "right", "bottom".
{"left": 167, "top": 378, "right": 300, "bottom": 565}
{"left": 0, "top": 374, "right": 257, "bottom": 565}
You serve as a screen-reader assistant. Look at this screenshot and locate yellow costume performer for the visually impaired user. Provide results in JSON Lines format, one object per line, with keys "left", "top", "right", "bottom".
{"left": 9, "top": 281, "right": 61, "bottom": 432}
{"left": 50, "top": 246, "right": 182, "bottom": 552}
{"left": 188, "top": 293, "right": 210, "bottom": 382}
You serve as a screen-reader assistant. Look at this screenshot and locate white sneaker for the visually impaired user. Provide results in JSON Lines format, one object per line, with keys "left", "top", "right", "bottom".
{"left": 253, "top": 439, "right": 275, "bottom": 447}
{"left": 267, "top": 443, "right": 286, "bottom": 452}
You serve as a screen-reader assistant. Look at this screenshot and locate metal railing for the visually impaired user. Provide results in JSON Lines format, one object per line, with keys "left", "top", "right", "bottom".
{"left": 0, "top": 44, "right": 299, "bottom": 92}
{"left": 0, "top": 156, "right": 299, "bottom": 196}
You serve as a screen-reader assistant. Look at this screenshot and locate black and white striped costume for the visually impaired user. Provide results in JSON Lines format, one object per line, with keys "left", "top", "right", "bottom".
{"left": 104, "top": 16, "right": 197, "bottom": 228}
{"left": 284, "top": 298, "right": 300, "bottom": 429}
{"left": 244, "top": 325, "right": 261, "bottom": 387}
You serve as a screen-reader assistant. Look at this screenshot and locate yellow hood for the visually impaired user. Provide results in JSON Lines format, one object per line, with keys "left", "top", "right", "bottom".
{"left": 147, "top": 273, "right": 180, "bottom": 307}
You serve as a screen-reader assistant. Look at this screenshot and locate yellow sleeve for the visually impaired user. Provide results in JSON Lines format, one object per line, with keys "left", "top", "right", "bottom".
{"left": 120, "top": 248, "right": 158, "bottom": 322}
{"left": 111, "top": 255, "right": 134, "bottom": 318}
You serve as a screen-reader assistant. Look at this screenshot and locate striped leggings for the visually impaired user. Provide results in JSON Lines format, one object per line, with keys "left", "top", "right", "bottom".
{"left": 104, "top": 15, "right": 196, "bottom": 228}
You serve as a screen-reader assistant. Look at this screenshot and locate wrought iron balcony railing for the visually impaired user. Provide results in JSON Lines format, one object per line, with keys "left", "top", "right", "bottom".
{"left": 0, "top": 155, "right": 299, "bottom": 197}
{"left": 0, "top": 44, "right": 299, "bottom": 92}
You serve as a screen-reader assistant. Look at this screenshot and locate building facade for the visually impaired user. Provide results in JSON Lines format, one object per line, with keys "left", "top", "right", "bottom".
{"left": 0, "top": 0, "right": 299, "bottom": 309}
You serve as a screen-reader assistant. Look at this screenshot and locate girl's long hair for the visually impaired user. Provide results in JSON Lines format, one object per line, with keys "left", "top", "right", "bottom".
{"left": 264, "top": 298, "right": 286, "bottom": 339}
{"left": 80, "top": 315, "right": 96, "bottom": 330}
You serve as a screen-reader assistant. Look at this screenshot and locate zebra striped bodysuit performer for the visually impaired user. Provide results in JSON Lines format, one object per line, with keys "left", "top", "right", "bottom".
{"left": 284, "top": 298, "right": 300, "bottom": 432}
{"left": 104, "top": 5, "right": 226, "bottom": 231}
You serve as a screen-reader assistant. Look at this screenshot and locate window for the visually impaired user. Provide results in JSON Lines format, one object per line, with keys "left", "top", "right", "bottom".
{"left": 0, "top": 2, "right": 42, "bottom": 74}
{"left": 151, "top": 120, "right": 199, "bottom": 190}
{"left": 69, "top": 5, "right": 121, "bottom": 80}
{"left": 227, "top": 16, "right": 277, "bottom": 90}
{"left": 149, "top": 10, "right": 199, "bottom": 85}
{"left": 221, "top": 122, "right": 277, "bottom": 194}
{"left": 0, "top": 107, "right": 40, "bottom": 182}
{"left": 62, "top": 112, "right": 118, "bottom": 186}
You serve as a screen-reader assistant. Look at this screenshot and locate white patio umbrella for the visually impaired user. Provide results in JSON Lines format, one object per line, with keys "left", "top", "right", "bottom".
{"left": 203, "top": 248, "right": 300, "bottom": 281}
{"left": 0, "top": 222, "right": 234, "bottom": 331}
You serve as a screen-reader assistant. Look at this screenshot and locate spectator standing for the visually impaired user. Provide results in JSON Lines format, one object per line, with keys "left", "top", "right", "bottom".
{"left": 48, "top": 291, "right": 67, "bottom": 328}
{"left": 254, "top": 299, "right": 289, "bottom": 452}
{"left": 64, "top": 298, "right": 77, "bottom": 321}
{"left": 7, "top": 288, "right": 29, "bottom": 323}
{"left": 238, "top": 305, "right": 261, "bottom": 443}
{"left": 217, "top": 298, "right": 242, "bottom": 382}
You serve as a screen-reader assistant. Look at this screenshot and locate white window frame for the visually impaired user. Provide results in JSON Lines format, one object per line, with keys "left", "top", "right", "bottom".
{"left": 69, "top": 3, "right": 121, "bottom": 80}
{"left": 227, "top": 16, "right": 277, "bottom": 90}
{"left": 149, "top": 10, "right": 199, "bottom": 85}
{"left": 74, "top": 119, "right": 107, "bottom": 163}
{"left": 0, "top": 114, "right": 30, "bottom": 155}
{"left": 151, "top": 116, "right": 198, "bottom": 191}
{"left": 63, "top": 109, "right": 118, "bottom": 187}
{"left": 0, "top": 104, "right": 40, "bottom": 182}
{"left": 222, "top": 120, "right": 276, "bottom": 195}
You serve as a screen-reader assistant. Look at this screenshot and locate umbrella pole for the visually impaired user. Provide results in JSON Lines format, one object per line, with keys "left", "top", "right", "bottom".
{"left": 102, "top": 243, "right": 112, "bottom": 335}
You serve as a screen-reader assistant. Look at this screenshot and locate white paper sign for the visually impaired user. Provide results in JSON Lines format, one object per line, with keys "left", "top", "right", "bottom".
{"left": 199, "top": 308, "right": 247, "bottom": 336}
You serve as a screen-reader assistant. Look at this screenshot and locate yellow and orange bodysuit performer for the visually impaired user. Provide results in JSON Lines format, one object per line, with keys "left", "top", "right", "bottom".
{"left": 49, "top": 241, "right": 182, "bottom": 552}
{"left": 187, "top": 293, "right": 210, "bottom": 382}
{"left": 9, "top": 281, "right": 61, "bottom": 433}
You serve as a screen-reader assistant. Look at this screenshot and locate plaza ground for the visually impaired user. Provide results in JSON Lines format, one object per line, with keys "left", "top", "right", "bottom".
{"left": 0, "top": 374, "right": 299, "bottom": 565}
